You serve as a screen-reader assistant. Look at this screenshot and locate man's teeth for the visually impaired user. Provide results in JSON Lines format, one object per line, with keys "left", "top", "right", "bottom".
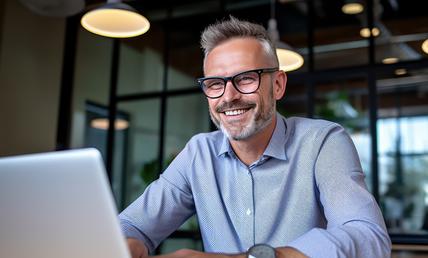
{"left": 224, "top": 109, "right": 246, "bottom": 116}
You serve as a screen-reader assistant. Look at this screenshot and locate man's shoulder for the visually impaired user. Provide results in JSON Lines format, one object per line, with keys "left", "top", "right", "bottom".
{"left": 282, "top": 116, "right": 348, "bottom": 155}
{"left": 287, "top": 116, "right": 341, "bottom": 130}
{"left": 166, "top": 130, "right": 223, "bottom": 173}
{"left": 285, "top": 116, "right": 344, "bottom": 139}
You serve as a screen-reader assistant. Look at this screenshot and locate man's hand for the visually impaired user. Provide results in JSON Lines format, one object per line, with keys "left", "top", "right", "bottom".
{"left": 277, "top": 247, "right": 308, "bottom": 258}
{"left": 127, "top": 238, "right": 149, "bottom": 258}
{"left": 151, "top": 247, "right": 306, "bottom": 258}
{"left": 152, "top": 249, "right": 243, "bottom": 258}
{"left": 124, "top": 241, "right": 307, "bottom": 258}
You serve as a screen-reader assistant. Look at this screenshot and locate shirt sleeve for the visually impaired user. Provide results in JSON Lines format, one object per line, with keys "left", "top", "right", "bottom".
{"left": 287, "top": 124, "right": 392, "bottom": 258}
{"left": 118, "top": 147, "right": 196, "bottom": 254}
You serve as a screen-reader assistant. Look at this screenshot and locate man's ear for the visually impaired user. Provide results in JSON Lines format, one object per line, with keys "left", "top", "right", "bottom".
{"left": 274, "top": 71, "right": 287, "bottom": 100}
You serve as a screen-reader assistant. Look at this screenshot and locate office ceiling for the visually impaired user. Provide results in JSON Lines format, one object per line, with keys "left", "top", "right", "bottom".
{"left": 18, "top": 0, "right": 428, "bottom": 67}
{"left": 120, "top": 0, "right": 428, "bottom": 70}
{"left": 17, "top": 0, "right": 428, "bottom": 78}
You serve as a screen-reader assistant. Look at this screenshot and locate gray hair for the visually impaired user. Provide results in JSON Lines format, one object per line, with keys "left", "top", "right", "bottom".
{"left": 200, "top": 16, "right": 279, "bottom": 67}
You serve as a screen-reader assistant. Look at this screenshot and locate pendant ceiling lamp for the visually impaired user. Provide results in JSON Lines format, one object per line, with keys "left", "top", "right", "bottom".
{"left": 422, "top": 39, "right": 428, "bottom": 54}
{"left": 267, "top": 0, "right": 304, "bottom": 72}
{"left": 268, "top": 0, "right": 304, "bottom": 72}
{"left": 360, "top": 27, "right": 380, "bottom": 38}
{"left": 81, "top": 0, "right": 150, "bottom": 38}
{"left": 91, "top": 118, "right": 129, "bottom": 130}
{"left": 341, "top": 0, "right": 364, "bottom": 15}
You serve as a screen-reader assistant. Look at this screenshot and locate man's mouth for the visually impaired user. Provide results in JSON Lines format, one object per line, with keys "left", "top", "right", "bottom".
{"left": 224, "top": 109, "right": 249, "bottom": 116}
{"left": 216, "top": 101, "right": 256, "bottom": 117}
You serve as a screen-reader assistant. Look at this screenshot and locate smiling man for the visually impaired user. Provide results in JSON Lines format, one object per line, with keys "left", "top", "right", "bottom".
{"left": 119, "top": 17, "right": 391, "bottom": 258}
{"left": 203, "top": 36, "right": 284, "bottom": 166}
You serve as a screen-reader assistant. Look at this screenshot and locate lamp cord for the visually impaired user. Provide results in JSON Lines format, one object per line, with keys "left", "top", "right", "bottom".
{"left": 270, "top": 0, "right": 276, "bottom": 19}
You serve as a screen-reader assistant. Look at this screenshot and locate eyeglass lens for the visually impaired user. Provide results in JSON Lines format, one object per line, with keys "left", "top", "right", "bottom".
{"left": 202, "top": 70, "right": 260, "bottom": 98}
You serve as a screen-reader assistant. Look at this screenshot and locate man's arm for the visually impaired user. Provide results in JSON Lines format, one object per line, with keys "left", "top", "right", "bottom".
{"left": 135, "top": 246, "right": 306, "bottom": 258}
{"left": 119, "top": 141, "right": 197, "bottom": 253}
{"left": 119, "top": 171, "right": 196, "bottom": 254}
{"left": 284, "top": 125, "right": 391, "bottom": 257}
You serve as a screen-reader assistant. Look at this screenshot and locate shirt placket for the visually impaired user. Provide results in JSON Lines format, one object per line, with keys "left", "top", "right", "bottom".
{"left": 233, "top": 162, "right": 254, "bottom": 250}
{"left": 247, "top": 156, "right": 269, "bottom": 246}
{"left": 247, "top": 166, "right": 256, "bottom": 247}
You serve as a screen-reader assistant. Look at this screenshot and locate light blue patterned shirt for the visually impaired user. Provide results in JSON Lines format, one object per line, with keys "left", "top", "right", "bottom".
{"left": 119, "top": 113, "right": 391, "bottom": 257}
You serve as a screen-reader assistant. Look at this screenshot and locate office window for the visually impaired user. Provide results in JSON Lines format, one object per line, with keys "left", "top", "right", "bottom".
{"left": 377, "top": 65, "right": 428, "bottom": 234}
{"left": 378, "top": 116, "right": 428, "bottom": 232}
{"left": 117, "top": 100, "right": 161, "bottom": 207}
{"left": 278, "top": 81, "right": 308, "bottom": 117}
{"left": 165, "top": 94, "right": 210, "bottom": 167}
{"left": 117, "top": 24, "right": 166, "bottom": 95}
{"left": 70, "top": 28, "right": 112, "bottom": 149}
{"left": 166, "top": 20, "right": 204, "bottom": 90}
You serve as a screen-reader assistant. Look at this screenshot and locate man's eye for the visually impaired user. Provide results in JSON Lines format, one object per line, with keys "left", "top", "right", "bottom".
{"left": 236, "top": 75, "right": 257, "bottom": 85}
{"left": 206, "top": 81, "right": 224, "bottom": 89}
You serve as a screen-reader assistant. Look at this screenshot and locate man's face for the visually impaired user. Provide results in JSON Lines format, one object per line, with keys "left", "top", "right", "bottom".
{"left": 203, "top": 38, "right": 284, "bottom": 141}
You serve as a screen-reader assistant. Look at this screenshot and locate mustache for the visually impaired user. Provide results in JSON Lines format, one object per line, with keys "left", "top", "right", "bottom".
{"left": 215, "top": 100, "right": 256, "bottom": 113}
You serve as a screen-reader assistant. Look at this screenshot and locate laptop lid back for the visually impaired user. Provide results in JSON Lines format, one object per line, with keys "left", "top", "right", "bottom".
{"left": 0, "top": 148, "right": 131, "bottom": 258}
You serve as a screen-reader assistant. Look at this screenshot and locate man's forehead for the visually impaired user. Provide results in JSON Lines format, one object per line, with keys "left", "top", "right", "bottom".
{"left": 210, "top": 37, "right": 262, "bottom": 53}
{"left": 203, "top": 38, "right": 266, "bottom": 75}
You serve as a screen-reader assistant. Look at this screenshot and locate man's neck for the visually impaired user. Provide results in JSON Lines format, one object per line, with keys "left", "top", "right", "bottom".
{"left": 229, "top": 116, "right": 277, "bottom": 166}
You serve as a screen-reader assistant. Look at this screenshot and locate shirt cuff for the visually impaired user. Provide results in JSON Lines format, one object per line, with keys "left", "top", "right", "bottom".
{"left": 286, "top": 228, "right": 346, "bottom": 258}
{"left": 120, "top": 221, "right": 155, "bottom": 253}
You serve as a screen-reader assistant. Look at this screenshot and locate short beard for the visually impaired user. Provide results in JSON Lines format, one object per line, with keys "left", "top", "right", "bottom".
{"left": 209, "top": 86, "right": 275, "bottom": 141}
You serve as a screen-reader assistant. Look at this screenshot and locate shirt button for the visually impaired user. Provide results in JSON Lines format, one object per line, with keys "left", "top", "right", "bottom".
{"left": 246, "top": 209, "right": 252, "bottom": 216}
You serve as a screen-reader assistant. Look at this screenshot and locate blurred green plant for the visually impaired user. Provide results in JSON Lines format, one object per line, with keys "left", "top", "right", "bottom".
{"left": 382, "top": 181, "right": 418, "bottom": 219}
{"left": 315, "top": 90, "right": 366, "bottom": 132}
{"left": 140, "top": 153, "right": 177, "bottom": 185}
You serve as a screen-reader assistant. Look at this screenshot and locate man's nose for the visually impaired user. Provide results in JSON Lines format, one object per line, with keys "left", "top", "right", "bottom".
{"left": 222, "top": 80, "right": 241, "bottom": 102}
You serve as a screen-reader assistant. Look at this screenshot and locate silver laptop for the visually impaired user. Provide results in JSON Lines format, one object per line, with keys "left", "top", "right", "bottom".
{"left": 0, "top": 148, "right": 131, "bottom": 258}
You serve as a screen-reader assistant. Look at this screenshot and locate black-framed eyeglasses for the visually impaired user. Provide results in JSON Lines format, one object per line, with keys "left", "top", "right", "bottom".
{"left": 197, "top": 67, "right": 279, "bottom": 99}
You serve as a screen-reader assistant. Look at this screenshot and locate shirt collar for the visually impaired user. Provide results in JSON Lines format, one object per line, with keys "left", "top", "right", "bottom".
{"left": 216, "top": 112, "right": 288, "bottom": 161}
{"left": 263, "top": 112, "right": 288, "bottom": 161}
{"left": 218, "top": 132, "right": 232, "bottom": 157}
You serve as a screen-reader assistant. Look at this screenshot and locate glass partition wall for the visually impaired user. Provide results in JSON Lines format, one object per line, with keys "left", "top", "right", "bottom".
{"left": 65, "top": 0, "right": 428, "bottom": 253}
{"left": 377, "top": 65, "right": 428, "bottom": 243}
